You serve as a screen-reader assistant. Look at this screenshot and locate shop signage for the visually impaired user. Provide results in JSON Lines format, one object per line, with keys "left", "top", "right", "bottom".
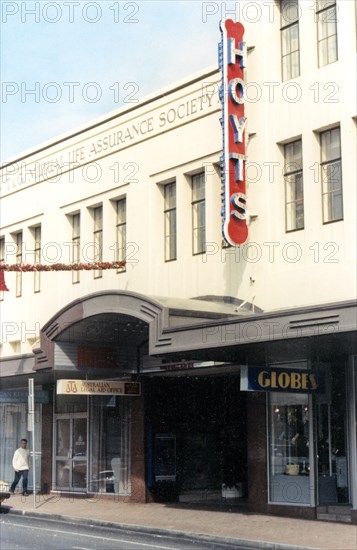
{"left": 219, "top": 18, "right": 248, "bottom": 246}
{"left": 141, "top": 359, "right": 225, "bottom": 373}
{"left": 240, "top": 366, "right": 324, "bottom": 393}
{"left": 56, "top": 379, "right": 141, "bottom": 396}
{"left": 0, "top": 390, "right": 49, "bottom": 403}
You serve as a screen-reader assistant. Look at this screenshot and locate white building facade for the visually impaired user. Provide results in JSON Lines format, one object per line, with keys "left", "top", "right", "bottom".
{"left": 1, "top": 0, "right": 356, "bottom": 522}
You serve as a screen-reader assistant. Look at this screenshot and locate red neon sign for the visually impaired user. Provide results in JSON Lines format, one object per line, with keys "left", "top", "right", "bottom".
{"left": 219, "top": 19, "right": 248, "bottom": 245}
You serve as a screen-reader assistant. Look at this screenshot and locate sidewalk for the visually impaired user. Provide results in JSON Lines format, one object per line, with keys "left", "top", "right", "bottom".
{"left": 1, "top": 493, "right": 357, "bottom": 550}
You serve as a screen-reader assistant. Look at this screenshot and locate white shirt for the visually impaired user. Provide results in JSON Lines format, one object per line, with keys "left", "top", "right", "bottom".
{"left": 12, "top": 447, "right": 30, "bottom": 471}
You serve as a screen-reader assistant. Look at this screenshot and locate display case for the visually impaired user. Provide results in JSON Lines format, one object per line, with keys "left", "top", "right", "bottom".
{"left": 269, "top": 392, "right": 311, "bottom": 504}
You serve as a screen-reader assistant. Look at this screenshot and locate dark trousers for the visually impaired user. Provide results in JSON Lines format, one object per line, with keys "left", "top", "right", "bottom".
{"left": 10, "top": 469, "right": 29, "bottom": 493}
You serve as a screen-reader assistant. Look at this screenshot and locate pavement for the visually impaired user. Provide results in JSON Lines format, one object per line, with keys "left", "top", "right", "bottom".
{"left": 1, "top": 492, "right": 357, "bottom": 550}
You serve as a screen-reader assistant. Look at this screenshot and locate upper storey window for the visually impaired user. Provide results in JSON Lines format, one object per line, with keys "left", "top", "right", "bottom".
{"left": 280, "top": 0, "right": 300, "bottom": 81}
{"left": 320, "top": 127, "right": 343, "bottom": 223}
{"left": 164, "top": 182, "right": 177, "bottom": 262}
{"left": 316, "top": 0, "right": 338, "bottom": 67}
{"left": 191, "top": 173, "right": 206, "bottom": 255}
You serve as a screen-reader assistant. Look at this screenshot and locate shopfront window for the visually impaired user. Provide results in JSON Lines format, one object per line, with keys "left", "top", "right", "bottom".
{"left": 54, "top": 395, "right": 131, "bottom": 495}
{"left": 316, "top": 362, "right": 349, "bottom": 505}
{"left": 0, "top": 403, "right": 41, "bottom": 490}
{"left": 269, "top": 393, "right": 311, "bottom": 504}
{"left": 89, "top": 396, "right": 131, "bottom": 495}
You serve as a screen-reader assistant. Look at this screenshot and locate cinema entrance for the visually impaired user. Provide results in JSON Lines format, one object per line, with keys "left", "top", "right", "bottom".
{"left": 144, "top": 372, "right": 248, "bottom": 503}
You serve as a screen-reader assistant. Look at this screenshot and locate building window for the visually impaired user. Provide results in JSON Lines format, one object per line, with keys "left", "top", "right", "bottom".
{"left": 269, "top": 391, "right": 311, "bottom": 504}
{"left": 116, "top": 199, "right": 126, "bottom": 271}
{"left": 89, "top": 398, "right": 131, "bottom": 495}
{"left": 72, "top": 214, "right": 80, "bottom": 284}
{"left": 164, "top": 182, "right": 177, "bottom": 261}
{"left": 316, "top": 0, "right": 338, "bottom": 67}
{"left": 284, "top": 140, "right": 304, "bottom": 231}
{"left": 191, "top": 172, "right": 206, "bottom": 255}
{"left": 320, "top": 127, "right": 343, "bottom": 223}
{"left": 93, "top": 206, "right": 103, "bottom": 278}
{"left": 34, "top": 226, "right": 41, "bottom": 293}
{"left": 15, "top": 232, "right": 23, "bottom": 297}
{"left": 280, "top": 0, "right": 300, "bottom": 81}
{"left": 0, "top": 237, "right": 5, "bottom": 301}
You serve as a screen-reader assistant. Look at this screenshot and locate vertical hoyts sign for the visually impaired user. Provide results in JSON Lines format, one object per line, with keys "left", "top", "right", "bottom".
{"left": 219, "top": 19, "right": 248, "bottom": 246}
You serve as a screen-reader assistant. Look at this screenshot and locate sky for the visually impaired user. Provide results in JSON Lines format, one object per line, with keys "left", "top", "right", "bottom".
{"left": 1, "top": 0, "right": 225, "bottom": 161}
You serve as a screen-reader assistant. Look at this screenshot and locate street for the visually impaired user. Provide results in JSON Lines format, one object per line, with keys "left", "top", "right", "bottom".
{"left": 0, "top": 514, "right": 253, "bottom": 550}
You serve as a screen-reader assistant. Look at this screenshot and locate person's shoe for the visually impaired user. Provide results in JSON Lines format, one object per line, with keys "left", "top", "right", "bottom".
{"left": 9, "top": 489, "right": 14, "bottom": 494}
{"left": 22, "top": 492, "right": 29, "bottom": 496}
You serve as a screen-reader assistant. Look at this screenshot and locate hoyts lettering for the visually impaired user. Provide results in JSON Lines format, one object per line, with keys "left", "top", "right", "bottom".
{"left": 219, "top": 19, "right": 248, "bottom": 245}
{"left": 257, "top": 370, "right": 318, "bottom": 392}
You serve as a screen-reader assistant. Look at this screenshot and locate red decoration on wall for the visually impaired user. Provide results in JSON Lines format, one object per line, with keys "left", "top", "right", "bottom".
{"left": 0, "top": 269, "right": 9, "bottom": 291}
{"left": 0, "top": 261, "right": 126, "bottom": 292}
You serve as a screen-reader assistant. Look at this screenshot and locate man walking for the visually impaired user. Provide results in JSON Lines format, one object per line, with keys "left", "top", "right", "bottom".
{"left": 10, "top": 438, "right": 30, "bottom": 496}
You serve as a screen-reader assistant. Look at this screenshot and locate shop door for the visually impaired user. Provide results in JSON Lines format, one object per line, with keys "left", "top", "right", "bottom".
{"left": 54, "top": 414, "right": 87, "bottom": 491}
{"left": 316, "top": 365, "right": 349, "bottom": 505}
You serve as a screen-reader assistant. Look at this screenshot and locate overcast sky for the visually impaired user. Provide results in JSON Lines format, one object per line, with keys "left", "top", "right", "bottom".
{"left": 1, "top": 0, "right": 224, "bottom": 161}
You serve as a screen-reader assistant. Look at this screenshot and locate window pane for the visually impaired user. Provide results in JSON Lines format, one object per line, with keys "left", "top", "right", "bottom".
{"left": 0, "top": 238, "right": 4, "bottom": 301}
{"left": 327, "top": 35, "right": 338, "bottom": 64}
{"left": 321, "top": 128, "right": 340, "bottom": 162}
{"left": 317, "top": 0, "right": 335, "bottom": 10}
{"left": 16, "top": 233, "right": 22, "bottom": 297}
{"left": 72, "top": 215, "right": 80, "bottom": 283}
{"left": 322, "top": 161, "right": 341, "bottom": 192}
{"left": 193, "top": 203, "right": 206, "bottom": 254}
{"left": 94, "top": 207, "right": 102, "bottom": 231}
{"left": 281, "top": 0, "right": 300, "bottom": 26}
{"left": 318, "top": 13, "right": 330, "bottom": 40}
{"left": 164, "top": 210, "right": 177, "bottom": 261}
{"left": 322, "top": 160, "right": 343, "bottom": 222}
{"left": 89, "top": 398, "right": 131, "bottom": 495}
{"left": 164, "top": 183, "right": 176, "bottom": 261}
{"left": 282, "top": 39, "right": 299, "bottom": 80}
{"left": 285, "top": 141, "right": 302, "bottom": 171}
{"left": 192, "top": 173, "right": 205, "bottom": 254}
{"left": 317, "top": 6, "right": 337, "bottom": 66}
{"left": 116, "top": 200, "right": 126, "bottom": 269}
{"left": 269, "top": 392, "right": 311, "bottom": 504}
{"left": 284, "top": 140, "right": 303, "bottom": 231}
{"left": 282, "top": 25, "right": 299, "bottom": 56}
{"left": 93, "top": 207, "right": 103, "bottom": 278}
{"left": 73, "top": 214, "right": 80, "bottom": 237}
{"left": 34, "top": 226, "right": 41, "bottom": 293}
{"left": 164, "top": 183, "right": 176, "bottom": 209}
{"left": 116, "top": 200, "right": 126, "bottom": 224}
{"left": 192, "top": 173, "right": 205, "bottom": 201}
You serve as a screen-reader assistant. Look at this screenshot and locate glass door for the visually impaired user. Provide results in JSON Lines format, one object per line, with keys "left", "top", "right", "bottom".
{"left": 316, "top": 364, "right": 349, "bottom": 505}
{"left": 54, "top": 414, "right": 87, "bottom": 491}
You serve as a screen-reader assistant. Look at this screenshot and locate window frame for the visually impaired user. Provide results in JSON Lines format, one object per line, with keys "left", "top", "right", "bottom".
{"left": 15, "top": 232, "right": 23, "bottom": 298}
{"left": 280, "top": 0, "right": 301, "bottom": 81}
{"left": 34, "top": 225, "right": 41, "bottom": 293}
{"left": 316, "top": 0, "right": 338, "bottom": 67}
{"left": 72, "top": 213, "right": 80, "bottom": 284}
{"left": 191, "top": 172, "right": 206, "bottom": 255}
{"left": 0, "top": 237, "right": 5, "bottom": 301}
{"left": 320, "top": 127, "right": 343, "bottom": 224}
{"left": 284, "top": 139, "right": 304, "bottom": 232}
{"left": 93, "top": 206, "right": 103, "bottom": 279}
{"left": 116, "top": 198, "right": 127, "bottom": 272}
{"left": 164, "top": 182, "right": 177, "bottom": 262}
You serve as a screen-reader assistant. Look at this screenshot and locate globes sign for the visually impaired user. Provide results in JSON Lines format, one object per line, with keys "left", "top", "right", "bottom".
{"left": 219, "top": 19, "right": 248, "bottom": 246}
